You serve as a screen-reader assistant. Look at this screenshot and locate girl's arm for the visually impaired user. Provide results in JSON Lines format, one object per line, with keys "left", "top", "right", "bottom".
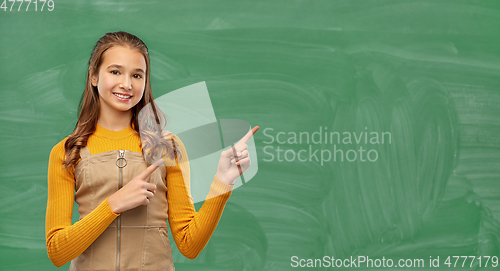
{"left": 166, "top": 135, "right": 234, "bottom": 259}
{"left": 45, "top": 139, "right": 119, "bottom": 267}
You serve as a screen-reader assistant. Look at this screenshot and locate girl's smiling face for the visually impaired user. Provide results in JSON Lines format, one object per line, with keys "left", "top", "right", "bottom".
{"left": 91, "top": 45, "right": 147, "bottom": 115}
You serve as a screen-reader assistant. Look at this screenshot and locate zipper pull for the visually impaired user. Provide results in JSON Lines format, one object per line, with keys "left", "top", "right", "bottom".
{"left": 116, "top": 150, "right": 127, "bottom": 168}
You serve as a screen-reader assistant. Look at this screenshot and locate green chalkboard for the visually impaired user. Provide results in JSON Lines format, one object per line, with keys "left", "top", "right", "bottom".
{"left": 1, "top": 0, "right": 500, "bottom": 270}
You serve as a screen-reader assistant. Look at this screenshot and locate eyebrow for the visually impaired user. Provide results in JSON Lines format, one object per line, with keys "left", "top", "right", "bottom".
{"left": 107, "top": 64, "right": 145, "bottom": 74}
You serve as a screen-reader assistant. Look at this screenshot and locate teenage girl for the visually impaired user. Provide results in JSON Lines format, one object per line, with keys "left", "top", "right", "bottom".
{"left": 45, "top": 31, "right": 259, "bottom": 270}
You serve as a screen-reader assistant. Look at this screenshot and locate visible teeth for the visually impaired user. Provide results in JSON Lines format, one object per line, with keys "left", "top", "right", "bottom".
{"left": 114, "top": 93, "right": 131, "bottom": 99}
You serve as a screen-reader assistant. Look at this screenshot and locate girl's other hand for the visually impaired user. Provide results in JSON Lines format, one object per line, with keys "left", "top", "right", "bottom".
{"left": 108, "top": 159, "right": 164, "bottom": 214}
{"left": 216, "top": 126, "right": 259, "bottom": 185}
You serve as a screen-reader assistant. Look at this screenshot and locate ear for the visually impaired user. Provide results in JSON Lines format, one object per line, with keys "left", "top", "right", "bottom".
{"left": 89, "top": 67, "right": 97, "bottom": 87}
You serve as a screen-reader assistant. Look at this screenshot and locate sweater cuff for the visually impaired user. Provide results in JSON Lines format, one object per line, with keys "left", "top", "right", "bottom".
{"left": 102, "top": 197, "right": 121, "bottom": 217}
{"left": 206, "top": 175, "right": 234, "bottom": 201}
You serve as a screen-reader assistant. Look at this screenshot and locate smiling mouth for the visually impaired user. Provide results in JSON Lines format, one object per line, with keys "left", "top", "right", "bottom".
{"left": 113, "top": 93, "right": 132, "bottom": 99}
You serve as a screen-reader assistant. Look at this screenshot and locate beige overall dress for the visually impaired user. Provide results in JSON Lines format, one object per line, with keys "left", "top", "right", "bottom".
{"left": 69, "top": 146, "right": 175, "bottom": 271}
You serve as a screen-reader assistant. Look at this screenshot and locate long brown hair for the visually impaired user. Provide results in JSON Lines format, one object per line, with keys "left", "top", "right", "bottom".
{"left": 63, "top": 31, "right": 166, "bottom": 169}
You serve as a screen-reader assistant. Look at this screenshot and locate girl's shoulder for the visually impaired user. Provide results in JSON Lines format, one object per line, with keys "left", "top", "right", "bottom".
{"left": 161, "top": 130, "right": 186, "bottom": 150}
{"left": 158, "top": 130, "right": 187, "bottom": 165}
{"left": 48, "top": 136, "right": 70, "bottom": 168}
{"left": 51, "top": 136, "right": 70, "bottom": 155}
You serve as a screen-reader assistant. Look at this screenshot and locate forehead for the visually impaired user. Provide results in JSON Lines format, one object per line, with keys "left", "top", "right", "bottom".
{"left": 101, "top": 46, "right": 147, "bottom": 70}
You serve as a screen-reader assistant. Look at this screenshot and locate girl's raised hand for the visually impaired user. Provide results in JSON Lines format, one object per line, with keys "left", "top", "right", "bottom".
{"left": 107, "top": 159, "right": 164, "bottom": 214}
{"left": 216, "top": 126, "right": 259, "bottom": 185}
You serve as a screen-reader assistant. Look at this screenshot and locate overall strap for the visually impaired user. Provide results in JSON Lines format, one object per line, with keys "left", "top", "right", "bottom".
{"left": 79, "top": 146, "right": 91, "bottom": 159}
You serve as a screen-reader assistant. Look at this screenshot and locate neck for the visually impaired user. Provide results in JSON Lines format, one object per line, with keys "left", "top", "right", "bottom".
{"left": 98, "top": 108, "right": 134, "bottom": 132}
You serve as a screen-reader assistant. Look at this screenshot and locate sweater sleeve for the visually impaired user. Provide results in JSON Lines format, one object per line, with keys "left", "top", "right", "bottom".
{"left": 45, "top": 138, "right": 120, "bottom": 267}
{"left": 165, "top": 134, "right": 234, "bottom": 259}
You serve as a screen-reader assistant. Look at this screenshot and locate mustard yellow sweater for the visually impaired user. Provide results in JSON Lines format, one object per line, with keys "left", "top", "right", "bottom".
{"left": 45, "top": 124, "right": 233, "bottom": 267}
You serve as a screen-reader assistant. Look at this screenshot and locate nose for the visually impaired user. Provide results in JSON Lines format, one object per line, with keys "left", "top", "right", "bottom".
{"left": 121, "top": 76, "right": 132, "bottom": 91}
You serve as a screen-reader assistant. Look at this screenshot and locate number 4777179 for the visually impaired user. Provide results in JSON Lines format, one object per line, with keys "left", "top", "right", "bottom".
{"left": 1, "top": 0, "right": 55, "bottom": 11}
{"left": 444, "top": 256, "right": 498, "bottom": 268}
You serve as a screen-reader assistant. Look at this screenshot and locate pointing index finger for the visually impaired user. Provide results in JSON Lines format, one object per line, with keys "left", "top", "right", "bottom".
{"left": 139, "top": 159, "right": 164, "bottom": 179}
{"left": 240, "top": 126, "right": 259, "bottom": 144}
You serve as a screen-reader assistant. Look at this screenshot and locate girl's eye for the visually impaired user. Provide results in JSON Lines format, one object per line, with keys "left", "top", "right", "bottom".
{"left": 110, "top": 70, "right": 141, "bottom": 79}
